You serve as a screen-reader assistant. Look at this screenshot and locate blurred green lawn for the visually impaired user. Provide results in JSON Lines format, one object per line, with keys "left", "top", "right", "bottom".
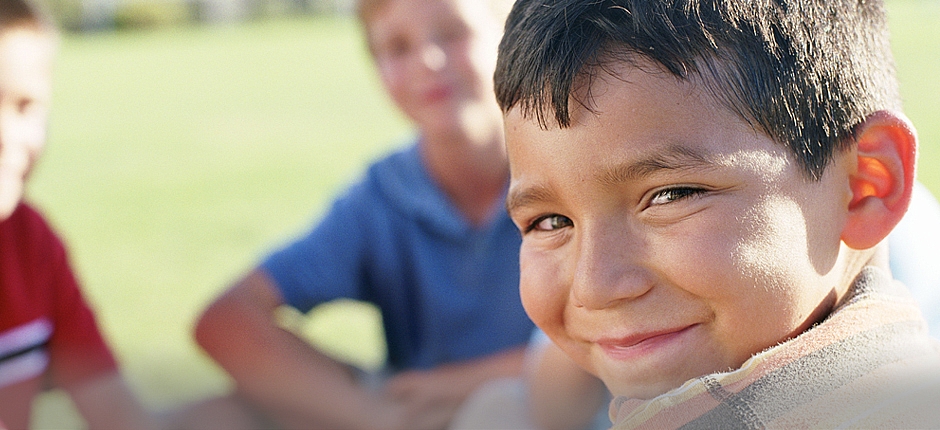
{"left": 29, "top": 15, "right": 407, "bottom": 426}
{"left": 25, "top": 1, "right": 940, "bottom": 427}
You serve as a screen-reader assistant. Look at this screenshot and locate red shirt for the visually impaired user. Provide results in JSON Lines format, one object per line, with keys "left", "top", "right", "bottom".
{"left": 0, "top": 203, "right": 117, "bottom": 429}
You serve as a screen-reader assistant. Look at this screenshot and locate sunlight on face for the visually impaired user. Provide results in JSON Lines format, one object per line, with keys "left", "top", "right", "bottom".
{"left": 504, "top": 59, "right": 851, "bottom": 399}
{"left": 0, "top": 28, "right": 55, "bottom": 220}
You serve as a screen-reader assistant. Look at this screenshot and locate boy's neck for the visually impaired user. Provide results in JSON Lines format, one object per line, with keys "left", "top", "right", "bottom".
{"left": 419, "top": 127, "right": 509, "bottom": 227}
{"left": 826, "top": 243, "right": 889, "bottom": 313}
{"left": 782, "top": 244, "right": 886, "bottom": 343}
{"left": 842, "top": 242, "right": 890, "bottom": 286}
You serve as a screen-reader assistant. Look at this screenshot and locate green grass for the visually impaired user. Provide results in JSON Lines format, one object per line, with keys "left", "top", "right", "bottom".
{"left": 24, "top": 1, "right": 940, "bottom": 426}
{"left": 29, "top": 16, "right": 406, "bottom": 426}
{"left": 888, "top": 1, "right": 940, "bottom": 192}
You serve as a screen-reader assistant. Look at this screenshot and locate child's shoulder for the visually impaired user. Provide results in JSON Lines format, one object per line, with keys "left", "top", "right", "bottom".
{"left": 1, "top": 201, "right": 65, "bottom": 258}
{"left": 2, "top": 202, "right": 54, "bottom": 235}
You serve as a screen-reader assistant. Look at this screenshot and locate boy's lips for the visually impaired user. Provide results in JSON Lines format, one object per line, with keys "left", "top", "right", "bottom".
{"left": 422, "top": 85, "right": 454, "bottom": 104}
{"left": 596, "top": 324, "right": 699, "bottom": 360}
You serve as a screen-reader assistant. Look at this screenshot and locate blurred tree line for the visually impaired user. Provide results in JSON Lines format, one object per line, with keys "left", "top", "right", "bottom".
{"left": 43, "top": 0, "right": 353, "bottom": 31}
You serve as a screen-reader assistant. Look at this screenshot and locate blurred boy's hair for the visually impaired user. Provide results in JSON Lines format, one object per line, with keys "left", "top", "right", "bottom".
{"left": 0, "top": 0, "right": 54, "bottom": 33}
{"left": 494, "top": 0, "right": 902, "bottom": 180}
{"left": 354, "top": 0, "right": 513, "bottom": 31}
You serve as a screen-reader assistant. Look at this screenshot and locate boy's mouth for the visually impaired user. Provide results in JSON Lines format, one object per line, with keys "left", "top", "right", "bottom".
{"left": 423, "top": 85, "right": 454, "bottom": 104}
{"left": 596, "top": 324, "right": 699, "bottom": 360}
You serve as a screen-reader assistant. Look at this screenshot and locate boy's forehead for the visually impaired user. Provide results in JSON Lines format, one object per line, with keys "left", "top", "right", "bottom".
{"left": 0, "top": 25, "right": 55, "bottom": 47}
{"left": 362, "top": 0, "right": 458, "bottom": 24}
{"left": 0, "top": 28, "right": 53, "bottom": 55}
{"left": 356, "top": 0, "right": 390, "bottom": 23}
{"left": 503, "top": 56, "right": 773, "bottom": 144}
{"left": 363, "top": 0, "right": 456, "bottom": 40}
{"left": 0, "top": 29, "right": 55, "bottom": 87}
{"left": 362, "top": 0, "right": 506, "bottom": 32}
{"left": 502, "top": 61, "right": 795, "bottom": 192}
{"left": 0, "top": 28, "right": 55, "bottom": 59}
{"left": 506, "top": 59, "right": 679, "bottom": 128}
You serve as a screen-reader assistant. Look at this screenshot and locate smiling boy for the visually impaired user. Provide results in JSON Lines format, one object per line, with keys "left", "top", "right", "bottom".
{"left": 495, "top": 0, "right": 940, "bottom": 427}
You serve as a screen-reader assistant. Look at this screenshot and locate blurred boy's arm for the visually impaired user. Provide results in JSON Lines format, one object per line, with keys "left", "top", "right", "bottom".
{"left": 526, "top": 341, "right": 608, "bottom": 430}
{"left": 68, "top": 371, "right": 159, "bottom": 430}
{"left": 195, "top": 269, "right": 529, "bottom": 430}
{"left": 194, "top": 269, "right": 412, "bottom": 430}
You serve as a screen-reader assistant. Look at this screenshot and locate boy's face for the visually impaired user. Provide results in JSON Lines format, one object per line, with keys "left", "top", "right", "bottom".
{"left": 505, "top": 60, "right": 852, "bottom": 399}
{"left": 366, "top": 0, "right": 503, "bottom": 135}
{"left": 0, "top": 29, "right": 54, "bottom": 220}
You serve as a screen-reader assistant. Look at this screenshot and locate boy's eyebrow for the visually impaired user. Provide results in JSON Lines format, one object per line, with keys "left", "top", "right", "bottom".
{"left": 598, "top": 144, "right": 715, "bottom": 185}
{"left": 505, "top": 183, "right": 558, "bottom": 216}
{"left": 506, "top": 144, "right": 716, "bottom": 215}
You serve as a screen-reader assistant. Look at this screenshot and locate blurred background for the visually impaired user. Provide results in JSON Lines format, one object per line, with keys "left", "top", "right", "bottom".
{"left": 46, "top": 0, "right": 354, "bottom": 30}
{"left": 24, "top": 0, "right": 940, "bottom": 427}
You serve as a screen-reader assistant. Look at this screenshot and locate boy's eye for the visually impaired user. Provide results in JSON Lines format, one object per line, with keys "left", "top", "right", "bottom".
{"left": 378, "top": 37, "right": 410, "bottom": 59}
{"left": 435, "top": 26, "right": 466, "bottom": 46}
{"left": 17, "top": 98, "right": 35, "bottom": 115}
{"left": 387, "top": 42, "right": 408, "bottom": 58}
{"left": 648, "top": 187, "right": 707, "bottom": 206}
{"left": 527, "top": 214, "right": 573, "bottom": 233}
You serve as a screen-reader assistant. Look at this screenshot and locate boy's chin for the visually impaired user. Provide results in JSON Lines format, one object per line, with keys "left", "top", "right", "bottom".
{"left": 0, "top": 188, "right": 23, "bottom": 221}
{"left": 605, "top": 375, "right": 690, "bottom": 400}
{"left": 604, "top": 362, "right": 726, "bottom": 400}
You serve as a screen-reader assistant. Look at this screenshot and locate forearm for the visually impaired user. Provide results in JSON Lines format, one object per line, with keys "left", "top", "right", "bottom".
{"left": 69, "top": 371, "right": 159, "bottom": 430}
{"left": 239, "top": 333, "right": 387, "bottom": 430}
{"left": 194, "top": 270, "right": 389, "bottom": 430}
{"left": 442, "top": 346, "right": 528, "bottom": 397}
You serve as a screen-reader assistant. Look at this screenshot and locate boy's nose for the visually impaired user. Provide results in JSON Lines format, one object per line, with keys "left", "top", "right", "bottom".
{"left": 570, "top": 225, "right": 653, "bottom": 310}
{"left": 418, "top": 42, "right": 446, "bottom": 72}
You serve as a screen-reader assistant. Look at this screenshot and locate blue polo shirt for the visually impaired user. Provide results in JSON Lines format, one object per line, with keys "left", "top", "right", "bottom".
{"left": 262, "top": 142, "right": 534, "bottom": 371}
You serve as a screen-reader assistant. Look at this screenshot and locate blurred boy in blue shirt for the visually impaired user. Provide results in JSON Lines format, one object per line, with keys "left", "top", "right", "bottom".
{"left": 191, "top": 0, "right": 533, "bottom": 429}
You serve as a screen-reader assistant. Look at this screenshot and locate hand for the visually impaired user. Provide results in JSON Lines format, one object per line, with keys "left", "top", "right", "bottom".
{"left": 69, "top": 372, "right": 160, "bottom": 430}
{"left": 379, "top": 369, "right": 466, "bottom": 430}
{"left": 378, "top": 347, "right": 527, "bottom": 430}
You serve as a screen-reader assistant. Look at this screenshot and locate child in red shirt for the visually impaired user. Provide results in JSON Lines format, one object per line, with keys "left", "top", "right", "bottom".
{"left": 0, "top": 1, "right": 157, "bottom": 428}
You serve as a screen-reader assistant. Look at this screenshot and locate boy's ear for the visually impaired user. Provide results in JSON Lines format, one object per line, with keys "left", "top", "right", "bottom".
{"left": 841, "top": 110, "right": 917, "bottom": 250}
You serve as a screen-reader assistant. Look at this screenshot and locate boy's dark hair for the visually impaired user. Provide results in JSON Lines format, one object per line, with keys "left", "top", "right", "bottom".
{"left": 494, "top": 0, "right": 901, "bottom": 179}
{"left": 0, "top": 0, "right": 53, "bottom": 32}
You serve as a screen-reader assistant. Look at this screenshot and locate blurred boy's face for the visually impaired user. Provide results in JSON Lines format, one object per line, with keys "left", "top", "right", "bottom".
{"left": 366, "top": 0, "right": 503, "bottom": 136}
{"left": 504, "top": 60, "right": 853, "bottom": 399}
{"left": 0, "top": 29, "right": 54, "bottom": 220}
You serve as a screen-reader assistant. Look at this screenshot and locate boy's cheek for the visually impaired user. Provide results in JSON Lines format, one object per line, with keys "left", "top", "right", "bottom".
{"left": 729, "top": 197, "right": 812, "bottom": 282}
{"left": 19, "top": 119, "right": 48, "bottom": 153}
{"left": 519, "top": 247, "right": 569, "bottom": 330}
